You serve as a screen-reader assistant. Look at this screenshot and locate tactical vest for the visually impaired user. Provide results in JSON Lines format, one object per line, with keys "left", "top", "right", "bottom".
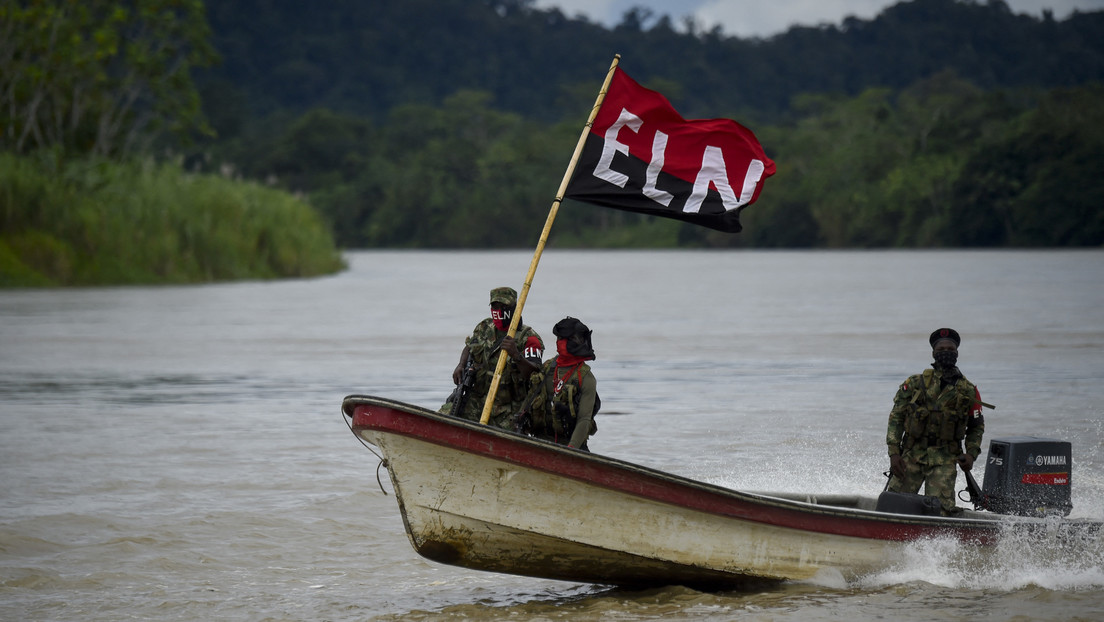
{"left": 528, "top": 360, "right": 599, "bottom": 438}
{"left": 900, "top": 368, "right": 977, "bottom": 454}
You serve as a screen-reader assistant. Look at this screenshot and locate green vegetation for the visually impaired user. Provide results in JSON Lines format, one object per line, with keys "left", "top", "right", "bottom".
{"left": 198, "top": 0, "right": 1104, "bottom": 126}
{"left": 193, "top": 0, "right": 1104, "bottom": 249}
{"left": 1, "top": 0, "right": 216, "bottom": 158}
{"left": 741, "top": 78, "right": 1104, "bottom": 248}
{"left": 0, "top": 0, "right": 344, "bottom": 287}
{"left": 3, "top": 0, "right": 1103, "bottom": 290}
{"left": 0, "top": 152, "right": 344, "bottom": 287}
{"left": 207, "top": 76, "right": 1104, "bottom": 249}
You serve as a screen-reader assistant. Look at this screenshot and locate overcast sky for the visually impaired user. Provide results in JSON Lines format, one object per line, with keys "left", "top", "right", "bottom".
{"left": 532, "top": 0, "right": 1104, "bottom": 39}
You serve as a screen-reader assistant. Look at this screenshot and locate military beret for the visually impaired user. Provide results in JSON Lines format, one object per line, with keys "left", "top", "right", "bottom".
{"left": 929, "top": 327, "right": 961, "bottom": 347}
{"left": 489, "top": 286, "right": 517, "bottom": 306}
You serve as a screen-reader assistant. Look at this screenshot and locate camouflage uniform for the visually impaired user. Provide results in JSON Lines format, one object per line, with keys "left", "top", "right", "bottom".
{"left": 886, "top": 366, "right": 984, "bottom": 514}
{"left": 519, "top": 359, "right": 598, "bottom": 449}
{"left": 442, "top": 286, "right": 543, "bottom": 428}
{"left": 452, "top": 317, "right": 543, "bottom": 427}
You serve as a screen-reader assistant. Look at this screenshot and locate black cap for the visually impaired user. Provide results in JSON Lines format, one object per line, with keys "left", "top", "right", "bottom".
{"left": 929, "top": 328, "right": 961, "bottom": 347}
{"left": 553, "top": 317, "right": 590, "bottom": 340}
{"left": 553, "top": 317, "right": 595, "bottom": 360}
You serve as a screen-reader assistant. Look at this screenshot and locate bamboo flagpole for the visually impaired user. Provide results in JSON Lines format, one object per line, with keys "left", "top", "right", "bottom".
{"left": 478, "top": 54, "right": 622, "bottom": 425}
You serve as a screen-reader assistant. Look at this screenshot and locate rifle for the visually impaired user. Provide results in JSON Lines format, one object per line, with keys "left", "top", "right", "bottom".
{"left": 447, "top": 358, "right": 476, "bottom": 418}
{"left": 512, "top": 409, "right": 531, "bottom": 434}
{"left": 961, "top": 464, "right": 987, "bottom": 510}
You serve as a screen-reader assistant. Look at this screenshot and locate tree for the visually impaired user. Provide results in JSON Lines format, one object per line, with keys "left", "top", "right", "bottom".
{"left": 949, "top": 85, "right": 1104, "bottom": 246}
{"left": 0, "top": 0, "right": 217, "bottom": 157}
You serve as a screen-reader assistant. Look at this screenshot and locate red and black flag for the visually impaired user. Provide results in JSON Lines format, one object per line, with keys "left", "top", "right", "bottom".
{"left": 564, "top": 68, "right": 775, "bottom": 233}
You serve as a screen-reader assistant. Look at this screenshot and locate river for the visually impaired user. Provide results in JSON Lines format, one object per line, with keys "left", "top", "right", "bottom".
{"left": 2, "top": 250, "right": 1102, "bottom": 620}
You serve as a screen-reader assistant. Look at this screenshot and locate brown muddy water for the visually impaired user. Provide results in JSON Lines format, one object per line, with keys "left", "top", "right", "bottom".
{"left": 2, "top": 250, "right": 1103, "bottom": 620}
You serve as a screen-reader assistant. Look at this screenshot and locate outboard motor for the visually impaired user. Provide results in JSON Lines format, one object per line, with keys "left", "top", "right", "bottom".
{"left": 980, "top": 436, "right": 1072, "bottom": 517}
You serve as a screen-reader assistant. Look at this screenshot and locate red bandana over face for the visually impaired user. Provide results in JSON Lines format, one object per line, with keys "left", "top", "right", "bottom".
{"left": 491, "top": 307, "right": 512, "bottom": 331}
{"left": 555, "top": 339, "right": 590, "bottom": 367}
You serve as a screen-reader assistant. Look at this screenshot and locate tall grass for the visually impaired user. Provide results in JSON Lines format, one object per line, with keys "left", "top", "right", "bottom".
{"left": 0, "top": 152, "right": 345, "bottom": 286}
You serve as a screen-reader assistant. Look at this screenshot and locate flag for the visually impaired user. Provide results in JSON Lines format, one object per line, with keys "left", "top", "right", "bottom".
{"left": 564, "top": 68, "right": 775, "bottom": 233}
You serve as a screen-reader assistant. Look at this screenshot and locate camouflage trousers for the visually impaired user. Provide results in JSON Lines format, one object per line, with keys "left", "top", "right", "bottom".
{"left": 887, "top": 458, "right": 960, "bottom": 515}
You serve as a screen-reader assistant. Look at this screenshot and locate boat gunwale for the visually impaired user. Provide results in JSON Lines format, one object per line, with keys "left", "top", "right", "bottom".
{"left": 342, "top": 394, "right": 1030, "bottom": 542}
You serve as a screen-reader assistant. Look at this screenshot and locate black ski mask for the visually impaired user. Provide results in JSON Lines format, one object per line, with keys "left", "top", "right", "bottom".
{"left": 933, "top": 350, "right": 958, "bottom": 370}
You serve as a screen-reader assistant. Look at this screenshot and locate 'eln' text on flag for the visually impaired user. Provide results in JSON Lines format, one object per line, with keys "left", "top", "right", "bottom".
{"left": 564, "top": 68, "right": 775, "bottom": 233}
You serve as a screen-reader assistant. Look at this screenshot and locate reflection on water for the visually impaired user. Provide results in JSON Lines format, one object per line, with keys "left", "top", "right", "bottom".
{"left": 1, "top": 250, "right": 1103, "bottom": 620}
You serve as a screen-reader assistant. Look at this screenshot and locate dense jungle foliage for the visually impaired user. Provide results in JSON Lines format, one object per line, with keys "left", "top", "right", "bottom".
{"left": 3, "top": 0, "right": 1103, "bottom": 287}
{"left": 192, "top": 0, "right": 1104, "bottom": 248}
{"left": 1, "top": 0, "right": 344, "bottom": 285}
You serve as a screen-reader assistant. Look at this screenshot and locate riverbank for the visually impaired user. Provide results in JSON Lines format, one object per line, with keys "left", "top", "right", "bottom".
{"left": 0, "top": 152, "right": 345, "bottom": 287}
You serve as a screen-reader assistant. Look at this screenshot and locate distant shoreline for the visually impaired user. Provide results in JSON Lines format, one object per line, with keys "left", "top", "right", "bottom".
{"left": 1, "top": 153, "right": 345, "bottom": 288}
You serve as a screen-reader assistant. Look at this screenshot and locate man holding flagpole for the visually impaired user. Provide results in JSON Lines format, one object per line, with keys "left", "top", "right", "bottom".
{"left": 444, "top": 286, "right": 544, "bottom": 428}
{"left": 477, "top": 56, "right": 774, "bottom": 426}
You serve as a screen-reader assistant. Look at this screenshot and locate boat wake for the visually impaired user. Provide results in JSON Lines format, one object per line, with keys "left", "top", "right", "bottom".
{"left": 858, "top": 520, "right": 1104, "bottom": 591}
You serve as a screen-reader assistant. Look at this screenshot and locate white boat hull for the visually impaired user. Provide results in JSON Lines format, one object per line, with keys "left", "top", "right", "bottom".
{"left": 344, "top": 395, "right": 1099, "bottom": 587}
{"left": 372, "top": 430, "right": 898, "bottom": 585}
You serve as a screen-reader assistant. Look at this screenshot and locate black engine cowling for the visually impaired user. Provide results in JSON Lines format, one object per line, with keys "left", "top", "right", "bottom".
{"left": 980, "top": 436, "right": 1072, "bottom": 517}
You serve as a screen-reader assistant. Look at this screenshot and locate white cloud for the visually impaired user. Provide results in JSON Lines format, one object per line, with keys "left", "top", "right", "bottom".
{"left": 531, "top": 0, "right": 1104, "bottom": 39}
{"left": 694, "top": 0, "right": 891, "bottom": 38}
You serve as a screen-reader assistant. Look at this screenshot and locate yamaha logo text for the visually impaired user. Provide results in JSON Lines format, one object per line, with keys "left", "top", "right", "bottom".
{"left": 1028, "top": 454, "right": 1068, "bottom": 467}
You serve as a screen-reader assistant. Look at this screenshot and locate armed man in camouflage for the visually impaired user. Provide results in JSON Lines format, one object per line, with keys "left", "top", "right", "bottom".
{"left": 886, "top": 328, "right": 986, "bottom": 516}
{"left": 514, "top": 317, "right": 600, "bottom": 451}
{"left": 442, "top": 287, "right": 544, "bottom": 428}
